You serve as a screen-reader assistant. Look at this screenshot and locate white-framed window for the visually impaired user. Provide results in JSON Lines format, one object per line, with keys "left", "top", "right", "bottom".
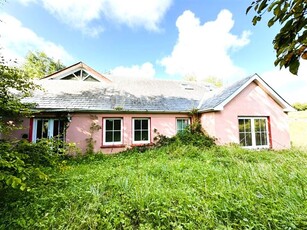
{"left": 103, "top": 118, "right": 123, "bottom": 146}
{"left": 32, "top": 118, "right": 65, "bottom": 143}
{"left": 176, "top": 118, "right": 190, "bottom": 133}
{"left": 132, "top": 118, "right": 150, "bottom": 144}
{"left": 238, "top": 117, "right": 269, "bottom": 148}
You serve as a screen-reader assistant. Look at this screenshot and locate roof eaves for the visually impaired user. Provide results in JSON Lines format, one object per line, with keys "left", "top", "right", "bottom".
{"left": 42, "top": 62, "right": 111, "bottom": 83}
{"left": 31, "top": 108, "right": 192, "bottom": 114}
{"left": 42, "top": 62, "right": 82, "bottom": 79}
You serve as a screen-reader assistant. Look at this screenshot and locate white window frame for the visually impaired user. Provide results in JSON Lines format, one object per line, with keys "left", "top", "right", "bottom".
{"left": 32, "top": 118, "right": 65, "bottom": 143}
{"left": 176, "top": 118, "right": 190, "bottom": 133}
{"left": 238, "top": 117, "right": 270, "bottom": 149}
{"left": 132, "top": 118, "right": 150, "bottom": 144}
{"left": 103, "top": 118, "right": 123, "bottom": 146}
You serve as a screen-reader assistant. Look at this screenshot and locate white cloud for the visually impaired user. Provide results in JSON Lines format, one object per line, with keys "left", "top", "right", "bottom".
{"left": 23, "top": 0, "right": 172, "bottom": 36}
{"left": 0, "top": 13, "right": 73, "bottom": 65}
{"left": 111, "top": 62, "right": 155, "bottom": 79}
{"left": 102, "top": 0, "right": 172, "bottom": 31}
{"left": 17, "top": 0, "right": 37, "bottom": 5}
{"left": 160, "top": 10, "right": 251, "bottom": 81}
{"left": 41, "top": 0, "right": 105, "bottom": 37}
{"left": 261, "top": 61, "right": 307, "bottom": 103}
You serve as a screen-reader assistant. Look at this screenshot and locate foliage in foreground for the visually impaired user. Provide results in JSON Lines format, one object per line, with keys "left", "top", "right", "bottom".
{"left": 0, "top": 62, "right": 37, "bottom": 133}
{"left": 247, "top": 0, "right": 307, "bottom": 75}
{"left": 0, "top": 144, "right": 306, "bottom": 229}
{"left": 153, "top": 121, "right": 216, "bottom": 149}
{"left": 0, "top": 139, "right": 65, "bottom": 191}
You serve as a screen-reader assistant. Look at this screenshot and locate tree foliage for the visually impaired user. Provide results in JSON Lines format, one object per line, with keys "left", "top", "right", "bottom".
{"left": 22, "top": 51, "right": 65, "bottom": 79}
{"left": 184, "top": 75, "right": 223, "bottom": 88}
{"left": 0, "top": 60, "right": 37, "bottom": 133}
{"left": 247, "top": 0, "right": 307, "bottom": 75}
{"left": 293, "top": 102, "right": 307, "bottom": 111}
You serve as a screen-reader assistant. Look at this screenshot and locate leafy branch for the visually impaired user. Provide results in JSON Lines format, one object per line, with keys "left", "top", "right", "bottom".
{"left": 247, "top": 0, "right": 307, "bottom": 75}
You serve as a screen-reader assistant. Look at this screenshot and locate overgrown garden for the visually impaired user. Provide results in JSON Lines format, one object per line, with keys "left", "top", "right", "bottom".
{"left": 1, "top": 127, "right": 306, "bottom": 229}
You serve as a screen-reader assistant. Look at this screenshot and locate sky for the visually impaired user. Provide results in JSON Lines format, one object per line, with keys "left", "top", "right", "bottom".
{"left": 0, "top": 0, "right": 306, "bottom": 104}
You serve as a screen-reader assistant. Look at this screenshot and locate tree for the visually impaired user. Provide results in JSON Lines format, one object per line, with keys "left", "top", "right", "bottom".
{"left": 184, "top": 74, "right": 223, "bottom": 88}
{"left": 293, "top": 102, "right": 307, "bottom": 111}
{"left": 0, "top": 60, "right": 37, "bottom": 133}
{"left": 247, "top": 0, "right": 307, "bottom": 75}
{"left": 22, "top": 51, "right": 65, "bottom": 79}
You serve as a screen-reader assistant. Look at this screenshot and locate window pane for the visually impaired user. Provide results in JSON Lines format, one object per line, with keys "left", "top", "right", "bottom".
{"left": 244, "top": 119, "right": 251, "bottom": 132}
{"left": 255, "top": 119, "right": 268, "bottom": 146}
{"left": 177, "top": 120, "right": 183, "bottom": 131}
{"left": 53, "top": 120, "right": 59, "bottom": 137}
{"left": 62, "top": 74, "right": 77, "bottom": 80}
{"left": 74, "top": 70, "right": 81, "bottom": 77}
{"left": 246, "top": 133, "right": 252, "bottom": 146}
{"left": 113, "top": 119, "right": 121, "bottom": 130}
{"left": 255, "top": 119, "right": 260, "bottom": 132}
{"left": 239, "top": 119, "right": 252, "bottom": 146}
{"left": 59, "top": 120, "right": 65, "bottom": 134}
{"left": 134, "top": 131, "right": 141, "bottom": 141}
{"left": 261, "top": 119, "right": 266, "bottom": 130}
{"left": 238, "top": 119, "right": 245, "bottom": 132}
{"left": 261, "top": 133, "right": 268, "bottom": 145}
{"left": 42, "top": 120, "right": 48, "bottom": 138}
{"left": 81, "top": 70, "right": 89, "bottom": 78}
{"left": 114, "top": 131, "right": 121, "bottom": 142}
{"left": 142, "top": 131, "right": 148, "bottom": 141}
{"left": 106, "top": 120, "right": 113, "bottom": 131}
{"left": 55, "top": 120, "right": 65, "bottom": 140}
{"left": 36, "top": 120, "right": 42, "bottom": 139}
{"left": 256, "top": 133, "right": 261, "bottom": 145}
{"left": 105, "top": 131, "right": 113, "bottom": 142}
{"left": 134, "top": 120, "right": 141, "bottom": 130}
{"left": 142, "top": 119, "right": 148, "bottom": 129}
{"left": 239, "top": 133, "right": 246, "bottom": 146}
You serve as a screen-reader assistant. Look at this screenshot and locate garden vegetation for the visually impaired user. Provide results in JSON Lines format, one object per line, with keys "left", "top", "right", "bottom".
{"left": 0, "top": 127, "right": 306, "bottom": 229}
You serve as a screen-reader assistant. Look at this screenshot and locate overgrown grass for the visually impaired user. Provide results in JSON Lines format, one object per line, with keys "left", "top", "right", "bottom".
{"left": 1, "top": 144, "right": 306, "bottom": 229}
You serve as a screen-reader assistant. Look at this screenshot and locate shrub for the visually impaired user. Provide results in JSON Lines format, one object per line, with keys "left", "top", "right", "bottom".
{"left": 0, "top": 138, "right": 66, "bottom": 191}
{"left": 153, "top": 121, "right": 216, "bottom": 149}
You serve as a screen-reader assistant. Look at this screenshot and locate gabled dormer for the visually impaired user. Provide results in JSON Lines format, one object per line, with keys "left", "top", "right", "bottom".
{"left": 43, "top": 62, "right": 111, "bottom": 83}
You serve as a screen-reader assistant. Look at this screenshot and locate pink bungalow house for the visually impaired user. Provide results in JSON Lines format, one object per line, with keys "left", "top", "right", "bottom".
{"left": 9, "top": 62, "right": 294, "bottom": 153}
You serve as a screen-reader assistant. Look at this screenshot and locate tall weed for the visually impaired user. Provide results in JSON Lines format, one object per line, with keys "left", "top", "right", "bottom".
{"left": 0, "top": 145, "right": 306, "bottom": 229}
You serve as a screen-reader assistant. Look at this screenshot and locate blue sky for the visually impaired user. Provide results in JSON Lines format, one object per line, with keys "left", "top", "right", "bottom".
{"left": 1, "top": 0, "right": 306, "bottom": 103}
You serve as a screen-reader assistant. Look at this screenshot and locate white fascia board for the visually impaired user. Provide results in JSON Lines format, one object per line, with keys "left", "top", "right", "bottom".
{"left": 254, "top": 76, "right": 295, "bottom": 112}
{"left": 212, "top": 74, "right": 294, "bottom": 112}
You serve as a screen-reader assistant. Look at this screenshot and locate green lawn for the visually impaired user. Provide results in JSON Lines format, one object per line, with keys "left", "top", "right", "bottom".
{"left": 1, "top": 145, "right": 306, "bottom": 229}
{"left": 289, "top": 111, "right": 307, "bottom": 148}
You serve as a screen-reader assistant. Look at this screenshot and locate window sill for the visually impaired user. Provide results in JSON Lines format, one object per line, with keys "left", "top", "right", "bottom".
{"left": 131, "top": 143, "right": 153, "bottom": 147}
{"left": 242, "top": 145, "right": 270, "bottom": 150}
{"left": 100, "top": 144, "right": 126, "bottom": 149}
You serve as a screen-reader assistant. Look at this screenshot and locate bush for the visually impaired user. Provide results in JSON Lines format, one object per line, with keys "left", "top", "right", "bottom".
{"left": 0, "top": 138, "right": 65, "bottom": 191}
{"left": 154, "top": 121, "right": 216, "bottom": 149}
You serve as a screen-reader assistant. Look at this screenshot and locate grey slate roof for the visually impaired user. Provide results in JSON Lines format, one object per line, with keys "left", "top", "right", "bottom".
{"left": 23, "top": 74, "right": 293, "bottom": 113}
{"left": 198, "top": 75, "right": 255, "bottom": 111}
{"left": 23, "top": 78, "right": 215, "bottom": 113}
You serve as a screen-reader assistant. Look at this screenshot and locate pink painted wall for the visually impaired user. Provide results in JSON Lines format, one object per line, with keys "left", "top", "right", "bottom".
{"left": 66, "top": 113, "right": 190, "bottom": 154}
{"left": 201, "top": 82, "right": 290, "bottom": 149}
